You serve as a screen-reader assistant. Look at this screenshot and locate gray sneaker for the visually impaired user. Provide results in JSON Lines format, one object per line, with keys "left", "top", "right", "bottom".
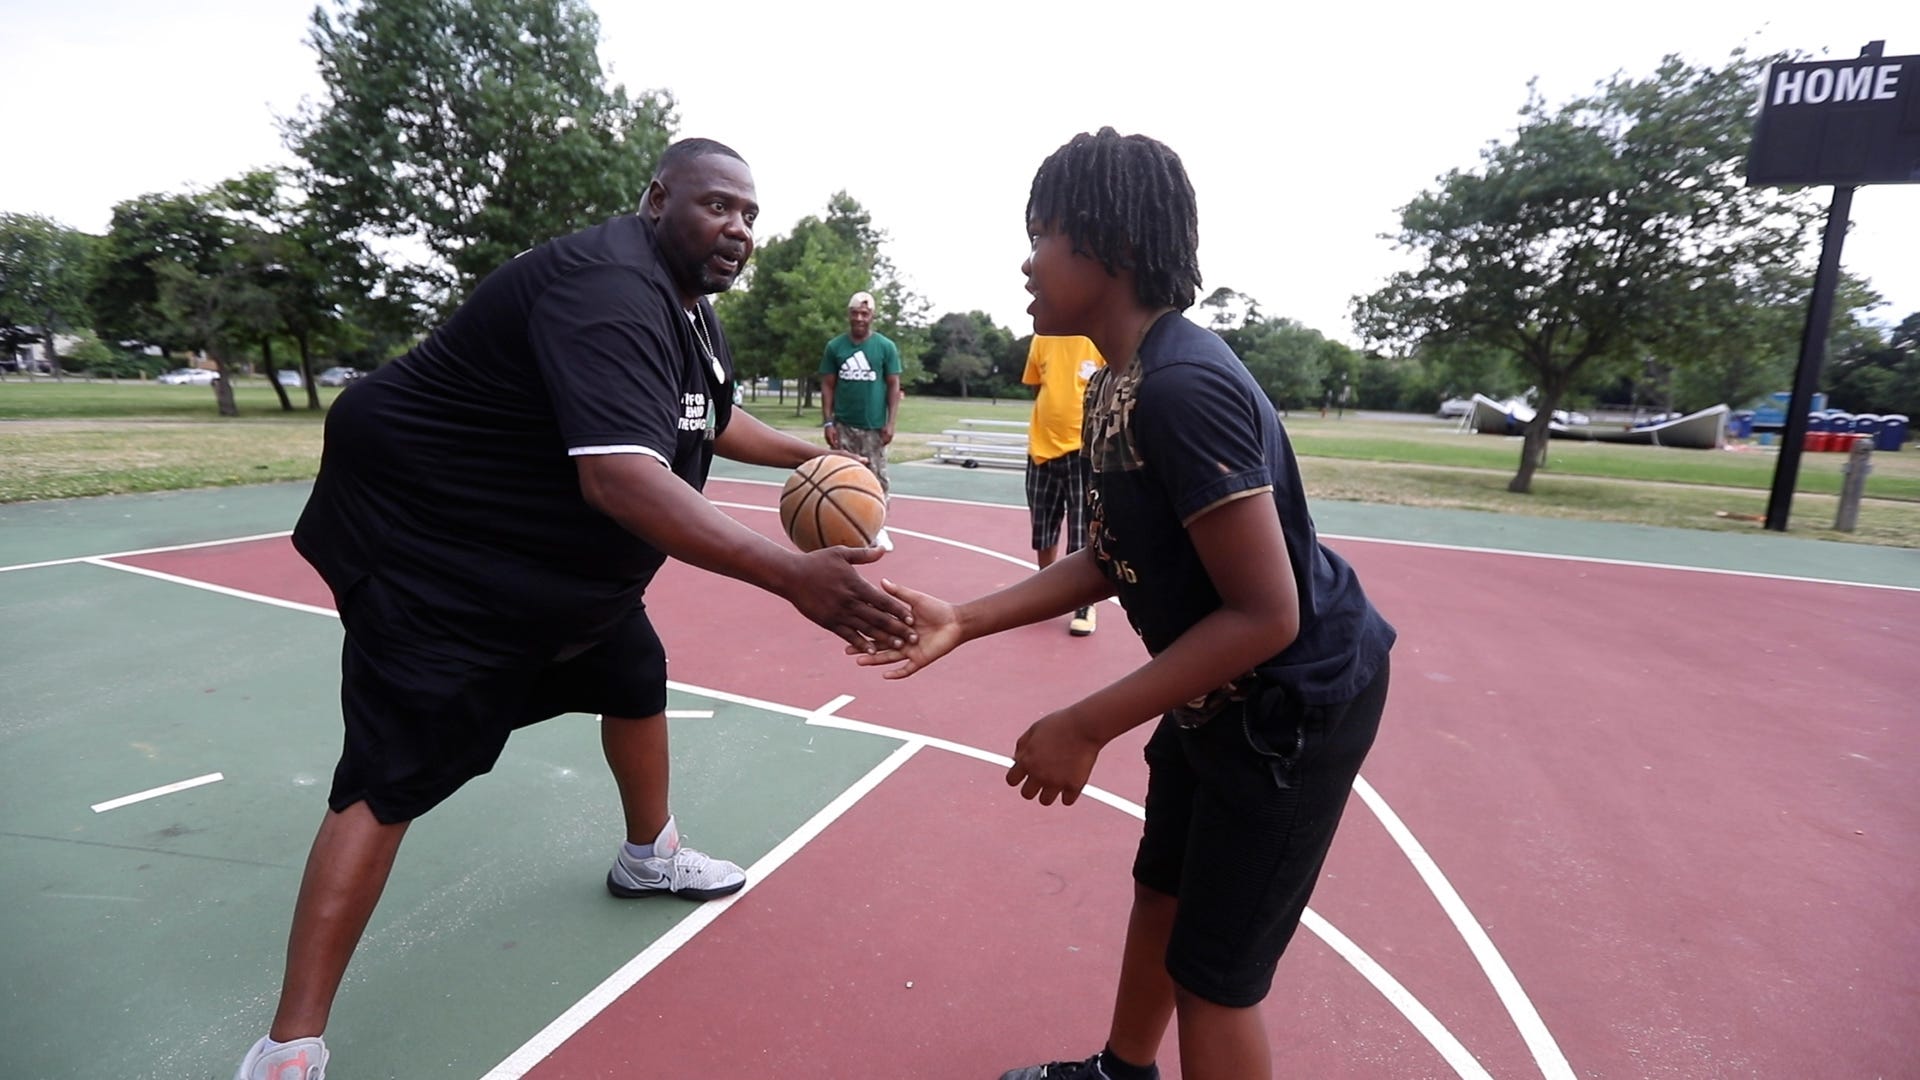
{"left": 233, "top": 1035, "right": 327, "bottom": 1080}
{"left": 606, "top": 817, "right": 745, "bottom": 901}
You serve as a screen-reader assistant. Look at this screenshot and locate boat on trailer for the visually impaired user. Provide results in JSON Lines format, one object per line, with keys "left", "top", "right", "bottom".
{"left": 1463, "top": 394, "right": 1727, "bottom": 450}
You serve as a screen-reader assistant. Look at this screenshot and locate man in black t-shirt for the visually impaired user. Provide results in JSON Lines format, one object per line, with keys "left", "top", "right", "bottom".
{"left": 233, "top": 139, "right": 916, "bottom": 1080}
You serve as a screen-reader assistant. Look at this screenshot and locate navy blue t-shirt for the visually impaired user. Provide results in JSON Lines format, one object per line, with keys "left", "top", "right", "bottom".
{"left": 293, "top": 215, "right": 735, "bottom": 663}
{"left": 1084, "top": 313, "right": 1394, "bottom": 712}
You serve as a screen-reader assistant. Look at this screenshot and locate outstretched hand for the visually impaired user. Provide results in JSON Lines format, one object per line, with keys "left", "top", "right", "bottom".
{"left": 788, "top": 546, "right": 915, "bottom": 652}
{"left": 1006, "top": 710, "right": 1103, "bottom": 807}
{"left": 849, "top": 578, "right": 963, "bottom": 678}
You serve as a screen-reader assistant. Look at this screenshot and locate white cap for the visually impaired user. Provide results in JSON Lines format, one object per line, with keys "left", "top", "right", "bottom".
{"left": 847, "top": 291, "right": 875, "bottom": 311}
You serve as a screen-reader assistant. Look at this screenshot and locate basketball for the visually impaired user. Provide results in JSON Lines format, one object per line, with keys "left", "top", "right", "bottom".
{"left": 780, "top": 455, "right": 888, "bottom": 551}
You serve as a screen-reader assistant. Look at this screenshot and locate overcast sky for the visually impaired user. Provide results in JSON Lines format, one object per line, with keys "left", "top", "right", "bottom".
{"left": 6, "top": 0, "right": 1915, "bottom": 344}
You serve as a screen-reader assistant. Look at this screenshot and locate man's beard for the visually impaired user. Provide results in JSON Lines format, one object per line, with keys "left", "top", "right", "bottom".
{"left": 693, "top": 245, "right": 748, "bottom": 296}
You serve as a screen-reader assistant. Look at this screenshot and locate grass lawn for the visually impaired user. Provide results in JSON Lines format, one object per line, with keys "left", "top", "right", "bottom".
{"left": 0, "top": 376, "right": 346, "bottom": 418}
{"left": 4, "top": 379, "right": 1914, "bottom": 547}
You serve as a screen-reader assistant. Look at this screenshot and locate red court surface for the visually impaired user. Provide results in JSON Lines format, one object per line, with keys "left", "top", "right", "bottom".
{"left": 111, "top": 476, "right": 1920, "bottom": 1079}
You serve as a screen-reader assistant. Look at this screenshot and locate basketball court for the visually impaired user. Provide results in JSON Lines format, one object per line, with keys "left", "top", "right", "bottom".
{"left": 2, "top": 460, "right": 1916, "bottom": 1078}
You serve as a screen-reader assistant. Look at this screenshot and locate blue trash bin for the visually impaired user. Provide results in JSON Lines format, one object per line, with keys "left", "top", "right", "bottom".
{"left": 1806, "top": 413, "right": 1829, "bottom": 433}
{"left": 1876, "top": 414, "right": 1908, "bottom": 451}
{"left": 1729, "top": 411, "right": 1755, "bottom": 439}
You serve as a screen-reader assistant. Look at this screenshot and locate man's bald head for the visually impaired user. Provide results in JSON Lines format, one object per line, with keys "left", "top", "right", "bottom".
{"left": 651, "top": 138, "right": 747, "bottom": 185}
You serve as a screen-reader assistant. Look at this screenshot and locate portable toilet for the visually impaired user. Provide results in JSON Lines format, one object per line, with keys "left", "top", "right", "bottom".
{"left": 1877, "top": 415, "right": 1908, "bottom": 451}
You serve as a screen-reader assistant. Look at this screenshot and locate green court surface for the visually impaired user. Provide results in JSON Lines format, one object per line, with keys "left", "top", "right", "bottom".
{"left": 0, "top": 554, "right": 901, "bottom": 1078}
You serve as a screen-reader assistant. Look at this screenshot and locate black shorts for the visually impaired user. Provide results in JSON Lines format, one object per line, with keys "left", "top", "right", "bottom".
{"left": 1132, "top": 655, "right": 1390, "bottom": 1007}
{"left": 328, "top": 577, "right": 668, "bottom": 824}
{"left": 1025, "top": 450, "right": 1091, "bottom": 553}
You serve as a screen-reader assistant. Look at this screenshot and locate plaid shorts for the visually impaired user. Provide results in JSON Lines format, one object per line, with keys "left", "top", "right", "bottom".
{"left": 1025, "top": 449, "right": 1091, "bottom": 553}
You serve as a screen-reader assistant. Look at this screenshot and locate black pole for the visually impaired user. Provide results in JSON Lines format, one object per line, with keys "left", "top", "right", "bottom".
{"left": 1764, "top": 183, "right": 1855, "bottom": 532}
{"left": 1764, "top": 38, "right": 1886, "bottom": 533}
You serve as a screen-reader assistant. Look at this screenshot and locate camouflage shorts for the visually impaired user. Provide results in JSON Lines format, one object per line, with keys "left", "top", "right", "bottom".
{"left": 831, "top": 423, "right": 890, "bottom": 493}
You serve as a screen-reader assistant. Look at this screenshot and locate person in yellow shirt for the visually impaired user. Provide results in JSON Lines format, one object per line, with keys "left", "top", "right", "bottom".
{"left": 1023, "top": 334, "right": 1106, "bottom": 635}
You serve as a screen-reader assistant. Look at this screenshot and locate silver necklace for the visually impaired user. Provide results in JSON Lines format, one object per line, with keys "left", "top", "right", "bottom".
{"left": 688, "top": 306, "right": 725, "bottom": 384}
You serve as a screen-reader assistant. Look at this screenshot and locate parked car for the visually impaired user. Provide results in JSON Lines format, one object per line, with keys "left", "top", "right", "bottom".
{"left": 157, "top": 367, "right": 219, "bottom": 385}
{"left": 276, "top": 369, "right": 304, "bottom": 388}
{"left": 1436, "top": 396, "right": 1474, "bottom": 419}
{"left": 316, "top": 366, "right": 364, "bottom": 387}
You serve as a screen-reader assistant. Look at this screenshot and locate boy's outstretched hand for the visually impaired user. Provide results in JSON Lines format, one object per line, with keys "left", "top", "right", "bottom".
{"left": 849, "top": 579, "right": 963, "bottom": 678}
{"left": 1007, "top": 710, "right": 1103, "bottom": 807}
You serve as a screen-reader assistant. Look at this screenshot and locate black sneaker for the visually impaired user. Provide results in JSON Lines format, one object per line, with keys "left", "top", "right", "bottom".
{"left": 1000, "top": 1053, "right": 1156, "bottom": 1080}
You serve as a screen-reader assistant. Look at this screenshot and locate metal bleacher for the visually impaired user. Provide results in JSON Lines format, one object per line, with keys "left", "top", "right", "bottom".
{"left": 928, "top": 418, "right": 1030, "bottom": 470}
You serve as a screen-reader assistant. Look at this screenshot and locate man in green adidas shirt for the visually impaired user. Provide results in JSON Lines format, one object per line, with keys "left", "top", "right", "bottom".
{"left": 819, "top": 291, "right": 903, "bottom": 493}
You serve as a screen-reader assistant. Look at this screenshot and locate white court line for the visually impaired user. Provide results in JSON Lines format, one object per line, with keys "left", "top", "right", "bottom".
{"left": 662, "top": 710, "right": 713, "bottom": 719}
{"left": 481, "top": 736, "right": 925, "bottom": 1079}
{"left": 9, "top": 489, "right": 1906, "bottom": 593}
{"left": 0, "top": 530, "right": 293, "bottom": 575}
{"left": 83, "top": 558, "right": 339, "bottom": 618}
{"left": 53, "top": 506, "right": 1543, "bottom": 1075}
{"left": 1325, "top": 532, "right": 1920, "bottom": 594}
{"left": 711, "top": 478, "right": 1920, "bottom": 594}
{"left": 771, "top": 692, "right": 1500, "bottom": 1080}
{"left": 1303, "top": 909, "right": 1493, "bottom": 1080}
{"left": 91, "top": 772, "right": 224, "bottom": 813}
{"left": 1354, "top": 776, "right": 1574, "bottom": 1079}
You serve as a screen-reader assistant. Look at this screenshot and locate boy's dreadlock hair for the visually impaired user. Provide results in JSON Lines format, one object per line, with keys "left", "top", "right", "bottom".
{"left": 1026, "top": 127, "right": 1201, "bottom": 311}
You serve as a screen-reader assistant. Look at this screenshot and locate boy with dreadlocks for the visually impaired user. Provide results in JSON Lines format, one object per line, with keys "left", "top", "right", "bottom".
{"left": 856, "top": 128, "right": 1396, "bottom": 1080}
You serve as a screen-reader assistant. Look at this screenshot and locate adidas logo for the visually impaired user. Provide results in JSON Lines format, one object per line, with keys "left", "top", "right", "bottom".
{"left": 840, "top": 351, "right": 879, "bottom": 381}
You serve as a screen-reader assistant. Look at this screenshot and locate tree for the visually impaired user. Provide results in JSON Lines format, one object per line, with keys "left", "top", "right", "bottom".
{"left": 1408, "top": 338, "right": 1525, "bottom": 408}
{"left": 154, "top": 239, "right": 280, "bottom": 416}
{"left": 91, "top": 193, "right": 231, "bottom": 356}
{"left": 286, "top": 0, "right": 677, "bottom": 313}
{"left": 924, "top": 312, "right": 996, "bottom": 397}
{"left": 0, "top": 213, "right": 99, "bottom": 378}
{"left": 1199, "top": 287, "right": 1262, "bottom": 333}
{"left": 717, "top": 215, "right": 867, "bottom": 410}
{"left": 1222, "top": 316, "right": 1337, "bottom": 414}
{"left": 944, "top": 315, "right": 1029, "bottom": 400}
{"left": 92, "top": 176, "right": 373, "bottom": 413}
{"left": 1827, "top": 311, "right": 1920, "bottom": 418}
{"left": 1354, "top": 51, "right": 1828, "bottom": 492}
{"left": 1630, "top": 261, "right": 1886, "bottom": 418}
{"left": 62, "top": 331, "right": 127, "bottom": 377}
{"left": 217, "top": 169, "right": 383, "bottom": 410}
{"left": 1199, "top": 287, "right": 1353, "bottom": 414}
{"left": 717, "top": 193, "right": 926, "bottom": 410}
